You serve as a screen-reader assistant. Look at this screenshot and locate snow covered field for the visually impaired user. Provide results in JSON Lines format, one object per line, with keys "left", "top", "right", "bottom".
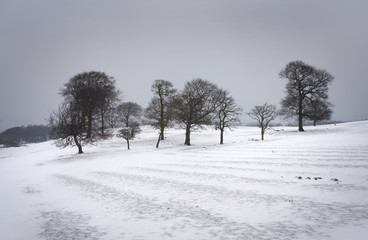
{"left": 1, "top": 121, "right": 368, "bottom": 240}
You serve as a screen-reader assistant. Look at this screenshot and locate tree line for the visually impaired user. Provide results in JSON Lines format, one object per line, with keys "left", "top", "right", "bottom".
{"left": 48, "top": 60, "right": 334, "bottom": 153}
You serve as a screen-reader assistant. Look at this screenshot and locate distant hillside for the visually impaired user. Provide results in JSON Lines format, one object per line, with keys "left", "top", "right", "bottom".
{"left": 0, "top": 125, "right": 52, "bottom": 147}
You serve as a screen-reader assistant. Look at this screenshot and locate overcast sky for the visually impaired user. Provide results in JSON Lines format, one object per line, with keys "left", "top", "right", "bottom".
{"left": 1, "top": 0, "right": 367, "bottom": 131}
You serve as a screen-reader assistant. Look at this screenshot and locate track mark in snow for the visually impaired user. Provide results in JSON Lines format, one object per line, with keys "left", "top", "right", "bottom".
{"left": 126, "top": 166, "right": 291, "bottom": 185}
{"left": 92, "top": 171, "right": 368, "bottom": 239}
{"left": 186, "top": 159, "right": 368, "bottom": 169}
{"left": 22, "top": 185, "right": 41, "bottom": 194}
{"left": 38, "top": 210, "right": 106, "bottom": 240}
{"left": 54, "top": 173, "right": 265, "bottom": 239}
{"left": 305, "top": 183, "right": 368, "bottom": 192}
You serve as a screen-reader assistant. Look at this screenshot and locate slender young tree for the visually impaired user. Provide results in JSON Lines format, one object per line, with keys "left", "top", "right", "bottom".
{"left": 117, "top": 122, "right": 141, "bottom": 150}
{"left": 145, "top": 79, "right": 177, "bottom": 147}
{"left": 279, "top": 61, "right": 334, "bottom": 131}
{"left": 116, "top": 102, "right": 142, "bottom": 150}
{"left": 172, "top": 78, "right": 222, "bottom": 145}
{"left": 215, "top": 90, "right": 242, "bottom": 144}
{"left": 248, "top": 103, "right": 277, "bottom": 140}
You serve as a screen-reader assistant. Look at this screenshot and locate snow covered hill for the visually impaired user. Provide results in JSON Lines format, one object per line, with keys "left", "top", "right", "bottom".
{"left": 1, "top": 121, "right": 368, "bottom": 240}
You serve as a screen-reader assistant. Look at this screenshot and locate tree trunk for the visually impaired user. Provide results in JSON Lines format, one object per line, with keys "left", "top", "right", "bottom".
{"left": 160, "top": 96, "right": 165, "bottom": 140}
{"left": 87, "top": 115, "right": 93, "bottom": 138}
{"left": 160, "top": 126, "right": 164, "bottom": 140}
{"left": 127, "top": 138, "right": 130, "bottom": 150}
{"left": 156, "top": 132, "right": 161, "bottom": 148}
{"left": 101, "top": 113, "right": 105, "bottom": 134}
{"left": 298, "top": 98, "right": 304, "bottom": 132}
{"left": 184, "top": 125, "right": 191, "bottom": 145}
{"left": 73, "top": 135, "right": 83, "bottom": 154}
{"left": 313, "top": 119, "right": 317, "bottom": 126}
{"left": 220, "top": 128, "right": 224, "bottom": 144}
{"left": 261, "top": 129, "right": 264, "bottom": 140}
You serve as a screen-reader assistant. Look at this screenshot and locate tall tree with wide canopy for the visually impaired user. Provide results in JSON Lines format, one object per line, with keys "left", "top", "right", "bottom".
{"left": 60, "top": 71, "right": 119, "bottom": 138}
{"left": 279, "top": 61, "right": 334, "bottom": 131}
{"left": 172, "top": 78, "right": 222, "bottom": 145}
{"left": 49, "top": 71, "right": 120, "bottom": 154}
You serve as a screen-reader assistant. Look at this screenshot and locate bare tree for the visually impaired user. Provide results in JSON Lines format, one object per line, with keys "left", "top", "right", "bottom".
{"left": 48, "top": 102, "right": 86, "bottom": 154}
{"left": 279, "top": 61, "right": 334, "bottom": 131}
{"left": 60, "top": 71, "right": 120, "bottom": 138}
{"left": 304, "top": 98, "right": 333, "bottom": 126}
{"left": 248, "top": 103, "right": 277, "bottom": 140}
{"left": 116, "top": 102, "right": 142, "bottom": 149}
{"left": 172, "top": 78, "right": 222, "bottom": 145}
{"left": 215, "top": 90, "right": 242, "bottom": 144}
{"left": 117, "top": 122, "right": 141, "bottom": 150}
{"left": 117, "top": 102, "right": 143, "bottom": 127}
{"left": 145, "top": 79, "right": 177, "bottom": 147}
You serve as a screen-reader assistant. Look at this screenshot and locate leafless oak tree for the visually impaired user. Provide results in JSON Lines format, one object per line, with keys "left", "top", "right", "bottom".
{"left": 279, "top": 61, "right": 334, "bottom": 131}
{"left": 60, "top": 71, "right": 120, "bottom": 138}
{"left": 304, "top": 98, "right": 333, "bottom": 126}
{"left": 215, "top": 90, "right": 242, "bottom": 144}
{"left": 116, "top": 102, "right": 142, "bottom": 150}
{"left": 49, "top": 102, "right": 86, "bottom": 154}
{"left": 172, "top": 78, "right": 222, "bottom": 145}
{"left": 117, "top": 122, "right": 141, "bottom": 150}
{"left": 248, "top": 103, "right": 277, "bottom": 140}
{"left": 145, "top": 80, "right": 177, "bottom": 148}
{"left": 117, "top": 102, "right": 143, "bottom": 128}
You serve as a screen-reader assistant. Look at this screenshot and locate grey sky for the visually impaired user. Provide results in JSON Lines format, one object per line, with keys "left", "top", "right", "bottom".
{"left": 1, "top": 0, "right": 367, "bottom": 131}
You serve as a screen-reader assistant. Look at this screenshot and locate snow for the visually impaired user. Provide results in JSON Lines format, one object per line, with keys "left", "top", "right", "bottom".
{"left": 1, "top": 121, "right": 368, "bottom": 240}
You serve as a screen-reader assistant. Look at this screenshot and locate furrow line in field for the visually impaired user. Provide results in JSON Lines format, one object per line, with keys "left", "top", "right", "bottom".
{"left": 92, "top": 171, "right": 289, "bottom": 205}
{"left": 187, "top": 149, "right": 368, "bottom": 160}
{"left": 53, "top": 173, "right": 268, "bottom": 240}
{"left": 177, "top": 152, "right": 368, "bottom": 163}
{"left": 124, "top": 166, "right": 291, "bottom": 185}
{"left": 155, "top": 163, "right": 321, "bottom": 176}
{"left": 126, "top": 166, "right": 368, "bottom": 192}
{"left": 92, "top": 171, "right": 368, "bottom": 239}
{"left": 182, "top": 159, "right": 368, "bottom": 169}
